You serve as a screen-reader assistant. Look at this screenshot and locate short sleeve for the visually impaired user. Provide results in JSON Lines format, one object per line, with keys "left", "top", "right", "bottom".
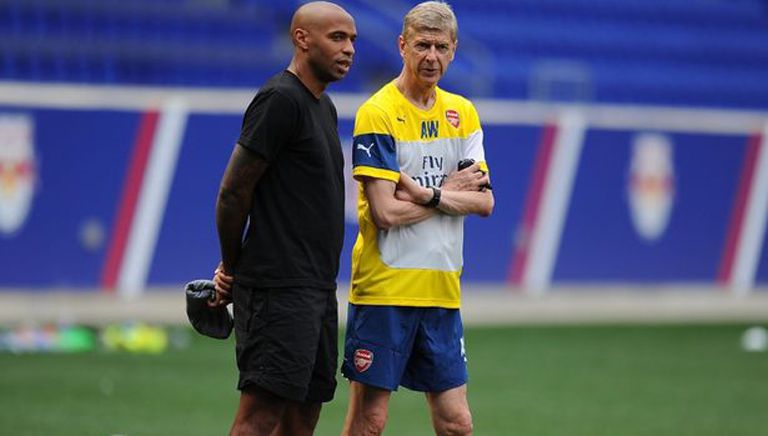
{"left": 464, "top": 102, "right": 489, "bottom": 173}
{"left": 237, "top": 90, "right": 298, "bottom": 162}
{"left": 352, "top": 103, "right": 399, "bottom": 183}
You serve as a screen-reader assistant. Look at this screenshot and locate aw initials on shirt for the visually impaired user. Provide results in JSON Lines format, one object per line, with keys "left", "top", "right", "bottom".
{"left": 421, "top": 120, "right": 439, "bottom": 139}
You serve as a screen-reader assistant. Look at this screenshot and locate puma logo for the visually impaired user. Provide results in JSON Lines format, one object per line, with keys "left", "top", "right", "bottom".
{"left": 356, "top": 143, "right": 374, "bottom": 158}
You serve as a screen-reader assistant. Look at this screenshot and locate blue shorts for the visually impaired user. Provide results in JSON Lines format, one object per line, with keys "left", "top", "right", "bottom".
{"left": 341, "top": 303, "right": 468, "bottom": 392}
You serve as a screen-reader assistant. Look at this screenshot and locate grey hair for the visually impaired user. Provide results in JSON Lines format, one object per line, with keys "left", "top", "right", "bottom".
{"left": 402, "top": 1, "right": 458, "bottom": 42}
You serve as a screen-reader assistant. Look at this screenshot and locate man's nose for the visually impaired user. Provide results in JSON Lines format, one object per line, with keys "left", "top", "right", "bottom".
{"left": 343, "top": 39, "right": 355, "bottom": 56}
{"left": 425, "top": 46, "right": 438, "bottom": 61}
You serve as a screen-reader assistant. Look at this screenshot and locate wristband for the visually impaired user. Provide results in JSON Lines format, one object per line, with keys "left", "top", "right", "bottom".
{"left": 424, "top": 187, "right": 441, "bottom": 208}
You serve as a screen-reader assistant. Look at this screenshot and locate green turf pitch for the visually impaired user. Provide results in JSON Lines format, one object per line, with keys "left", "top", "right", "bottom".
{"left": 1, "top": 324, "right": 766, "bottom": 435}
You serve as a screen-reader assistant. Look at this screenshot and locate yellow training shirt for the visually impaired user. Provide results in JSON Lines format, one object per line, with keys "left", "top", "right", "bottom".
{"left": 350, "top": 81, "right": 489, "bottom": 309}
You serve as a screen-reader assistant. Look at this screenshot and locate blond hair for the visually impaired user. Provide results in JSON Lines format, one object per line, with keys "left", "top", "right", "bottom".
{"left": 402, "top": 1, "right": 457, "bottom": 42}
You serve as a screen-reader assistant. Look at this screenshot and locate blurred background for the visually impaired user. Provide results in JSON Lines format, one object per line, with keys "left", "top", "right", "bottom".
{"left": 1, "top": 0, "right": 768, "bottom": 435}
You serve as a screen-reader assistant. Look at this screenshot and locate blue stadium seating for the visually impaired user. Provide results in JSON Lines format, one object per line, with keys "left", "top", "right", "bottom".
{"left": 1, "top": 0, "right": 767, "bottom": 109}
{"left": 449, "top": 0, "right": 768, "bottom": 108}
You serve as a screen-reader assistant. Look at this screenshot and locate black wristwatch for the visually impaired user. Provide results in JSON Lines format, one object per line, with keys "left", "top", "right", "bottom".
{"left": 424, "top": 187, "right": 441, "bottom": 208}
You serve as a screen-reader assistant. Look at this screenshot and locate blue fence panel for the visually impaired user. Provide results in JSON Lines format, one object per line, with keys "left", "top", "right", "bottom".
{"left": 0, "top": 108, "right": 139, "bottom": 288}
{"left": 553, "top": 129, "right": 746, "bottom": 283}
{"left": 1, "top": 103, "right": 762, "bottom": 290}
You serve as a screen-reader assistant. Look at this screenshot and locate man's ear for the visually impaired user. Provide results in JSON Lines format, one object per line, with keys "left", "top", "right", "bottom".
{"left": 294, "top": 28, "right": 310, "bottom": 51}
{"left": 398, "top": 35, "right": 406, "bottom": 59}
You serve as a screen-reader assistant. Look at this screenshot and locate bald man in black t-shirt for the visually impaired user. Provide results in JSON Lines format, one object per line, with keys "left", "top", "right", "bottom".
{"left": 211, "top": 2, "right": 356, "bottom": 435}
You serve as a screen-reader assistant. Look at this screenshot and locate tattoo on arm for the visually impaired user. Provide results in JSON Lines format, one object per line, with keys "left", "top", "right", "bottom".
{"left": 216, "top": 144, "right": 268, "bottom": 272}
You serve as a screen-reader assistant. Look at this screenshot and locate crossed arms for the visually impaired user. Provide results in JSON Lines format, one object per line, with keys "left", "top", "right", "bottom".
{"left": 363, "top": 161, "right": 494, "bottom": 230}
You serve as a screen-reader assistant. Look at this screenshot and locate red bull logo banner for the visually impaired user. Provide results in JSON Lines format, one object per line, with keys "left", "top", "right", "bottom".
{"left": 627, "top": 133, "right": 675, "bottom": 242}
{"left": 0, "top": 115, "right": 36, "bottom": 236}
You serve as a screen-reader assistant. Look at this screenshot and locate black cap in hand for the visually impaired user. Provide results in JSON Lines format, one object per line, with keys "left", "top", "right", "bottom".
{"left": 185, "top": 280, "right": 233, "bottom": 339}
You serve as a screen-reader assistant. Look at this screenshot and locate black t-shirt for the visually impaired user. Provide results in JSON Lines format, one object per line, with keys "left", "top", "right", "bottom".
{"left": 235, "top": 70, "right": 344, "bottom": 290}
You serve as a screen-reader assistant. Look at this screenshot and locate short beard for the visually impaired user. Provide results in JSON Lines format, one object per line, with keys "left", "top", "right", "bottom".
{"left": 308, "top": 56, "right": 342, "bottom": 84}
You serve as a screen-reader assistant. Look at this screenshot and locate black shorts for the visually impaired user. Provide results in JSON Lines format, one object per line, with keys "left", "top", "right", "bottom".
{"left": 233, "top": 284, "right": 338, "bottom": 403}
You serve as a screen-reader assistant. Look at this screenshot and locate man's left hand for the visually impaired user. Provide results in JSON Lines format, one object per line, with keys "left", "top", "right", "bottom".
{"left": 443, "top": 163, "right": 489, "bottom": 192}
{"left": 209, "top": 262, "right": 233, "bottom": 307}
